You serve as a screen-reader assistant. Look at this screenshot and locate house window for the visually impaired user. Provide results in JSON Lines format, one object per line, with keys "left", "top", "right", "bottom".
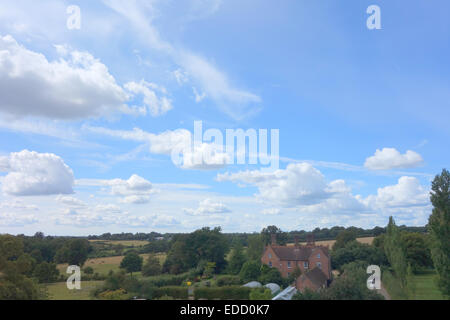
{"left": 287, "top": 261, "right": 292, "bottom": 269}
{"left": 287, "top": 272, "right": 291, "bottom": 277}
{"left": 269, "top": 261, "right": 272, "bottom": 267}
{"left": 317, "top": 253, "right": 321, "bottom": 259}
{"left": 304, "top": 262, "right": 309, "bottom": 269}
{"left": 268, "top": 253, "right": 272, "bottom": 259}
{"left": 317, "top": 262, "right": 322, "bottom": 269}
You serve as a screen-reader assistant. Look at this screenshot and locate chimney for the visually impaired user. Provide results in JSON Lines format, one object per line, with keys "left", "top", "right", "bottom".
{"left": 271, "top": 234, "right": 277, "bottom": 246}
{"left": 294, "top": 236, "right": 299, "bottom": 247}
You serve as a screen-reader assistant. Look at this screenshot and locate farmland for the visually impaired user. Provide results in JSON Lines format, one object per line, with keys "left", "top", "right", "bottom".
{"left": 57, "top": 252, "right": 167, "bottom": 276}
{"left": 287, "top": 237, "right": 375, "bottom": 248}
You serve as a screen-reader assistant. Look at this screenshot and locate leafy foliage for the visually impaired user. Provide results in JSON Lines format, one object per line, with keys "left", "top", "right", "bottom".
{"left": 428, "top": 168, "right": 450, "bottom": 297}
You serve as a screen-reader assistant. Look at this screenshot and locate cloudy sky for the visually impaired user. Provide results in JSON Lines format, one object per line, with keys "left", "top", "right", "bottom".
{"left": 0, "top": 0, "right": 448, "bottom": 236}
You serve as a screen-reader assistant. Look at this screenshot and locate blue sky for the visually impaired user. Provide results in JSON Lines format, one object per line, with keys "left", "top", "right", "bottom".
{"left": 0, "top": 0, "right": 448, "bottom": 236}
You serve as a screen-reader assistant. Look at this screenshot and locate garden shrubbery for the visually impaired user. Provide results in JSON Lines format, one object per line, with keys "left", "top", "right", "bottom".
{"left": 194, "top": 286, "right": 251, "bottom": 300}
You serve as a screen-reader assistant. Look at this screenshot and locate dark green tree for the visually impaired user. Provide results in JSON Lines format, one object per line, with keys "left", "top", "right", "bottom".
{"left": 227, "top": 241, "right": 247, "bottom": 275}
{"left": 261, "top": 226, "right": 288, "bottom": 245}
{"left": 333, "top": 229, "right": 357, "bottom": 251}
{"left": 120, "top": 252, "right": 143, "bottom": 276}
{"left": 239, "top": 260, "right": 261, "bottom": 283}
{"left": 32, "top": 262, "right": 60, "bottom": 283}
{"left": 400, "top": 232, "right": 433, "bottom": 272}
{"left": 0, "top": 235, "right": 41, "bottom": 300}
{"left": 428, "top": 169, "right": 450, "bottom": 297}
{"left": 247, "top": 234, "right": 265, "bottom": 261}
{"left": 384, "top": 217, "right": 408, "bottom": 286}
{"left": 55, "top": 239, "right": 91, "bottom": 267}
{"left": 142, "top": 254, "right": 162, "bottom": 277}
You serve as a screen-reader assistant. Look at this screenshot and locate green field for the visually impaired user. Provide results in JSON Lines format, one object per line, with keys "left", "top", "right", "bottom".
{"left": 89, "top": 240, "right": 150, "bottom": 247}
{"left": 45, "top": 281, "right": 103, "bottom": 300}
{"left": 410, "top": 271, "right": 446, "bottom": 300}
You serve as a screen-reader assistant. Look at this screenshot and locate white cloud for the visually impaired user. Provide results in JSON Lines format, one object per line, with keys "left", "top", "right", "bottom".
{"left": 364, "top": 176, "right": 430, "bottom": 209}
{"left": 217, "top": 163, "right": 431, "bottom": 222}
{"left": 124, "top": 80, "right": 173, "bottom": 116}
{"left": 103, "top": 174, "right": 154, "bottom": 204}
{"left": 0, "top": 35, "right": 172, "bottom": 120}
{"left": 87, "top": 126, "right": 229, "bottom": 170}
{"left": 261, "top": 208, "right": 281, "bottom": 215}
{"left": 217, "top": 163, "right": 332, "bottom": 207}
{"left": 364, "top": 148, "right": 424, "bottom": 170}
{"left": 0, "top": 35, "right": 132, "bottom": 119}
{"left": 1, "top": 150, "right": 74, "bottom": 196}
{"left": 56, "top": 195, "right": 87, "bottom": 208}
{"left": 0, "top": 212, "right": 38, "bottom": 227}
{"left": 184, "top": 198, "right": 231, "bottom": 216}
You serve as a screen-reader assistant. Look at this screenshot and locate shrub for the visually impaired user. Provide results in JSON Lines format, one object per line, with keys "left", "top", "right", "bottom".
{"left": 83, "top": 266, "right": 94, "bottom": 275}
{"left": 249, "top": 288, "right": 272, "bottom": 300}
{"left": 153, "top": 286, "right": 188, "bottom": 299}
{"left": 216, "top": 275, "right": 242, "bottom": 287}
{"left": 239, "top": 260, "right": 261, "bottom": 283}
{"left": 140, "top": 272, "right": 190, "bottom": 287}
{"left": 194, "top": 286, "right": 251, "bottom": 300}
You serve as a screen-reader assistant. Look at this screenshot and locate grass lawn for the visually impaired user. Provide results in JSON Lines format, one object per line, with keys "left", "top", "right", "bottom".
{"left": 45, "top": 281, "right": 103, "bottom": 300}
{"left": 410, "top": 270, "right": 445, "bottom": 300}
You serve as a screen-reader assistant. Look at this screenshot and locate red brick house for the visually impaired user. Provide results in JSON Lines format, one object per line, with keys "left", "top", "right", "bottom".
{"left": 261, "top": 235, "right": 332, "bottom": 291}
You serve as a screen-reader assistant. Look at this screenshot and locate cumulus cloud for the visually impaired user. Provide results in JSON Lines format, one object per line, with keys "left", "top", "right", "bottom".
{"left": 217, "top": 163, "right": 332, "bottom": 207}
{"left": 0, "top": 35, "right": 129, "bottom": 119}
{"left": 217, "top": 163, "right": 431, "bottom": 221}
{"left": 364, "top": 176, "right": 430, "bottom": 209}
{"left": 0, "top": 35, "right": 172, "bottom": 120}
{"left": 184, "top": 198, "right": 231, "bottom": 216}
{"left": 0, "top": 150, "right": 74, "bottom": 196}
{"left": 99, "top": 174, "right": 154, "bottom": 204}
{"left": 364, "top": 148, "right": 424, "bottom": 170}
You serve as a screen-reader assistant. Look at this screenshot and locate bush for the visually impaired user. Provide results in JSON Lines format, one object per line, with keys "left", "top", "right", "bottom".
{"left": 194, "top": 286, "right": 251, "bottom": 300}
{"left": 249, "top": 288, "right": 272, "bottom": 300}
{"left": 216, "top": 275, "right": 242, "bottom": 287}
{"left": 98, "top": 289, "right": 130, "bottom": 300}
{"left": 83, "top": 266, "right": 94, "bottom": 275}
{"left": 141, "top": 272, "right": 191, "bottom": 287}
{"left": 239, "top": 260, "right": 261, "bottom": 283}
{"left": 153, "top": 286, "right": 188, "bottom": 299}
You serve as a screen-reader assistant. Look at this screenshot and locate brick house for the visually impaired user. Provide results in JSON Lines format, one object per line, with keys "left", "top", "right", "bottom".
{"left": 261, "top": 235, "right": 332, "bottom": 291}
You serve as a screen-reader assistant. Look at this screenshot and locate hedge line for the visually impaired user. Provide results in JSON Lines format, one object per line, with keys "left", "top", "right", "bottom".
{"left": 194, "top": 286, "right": 251, "bottom": 300}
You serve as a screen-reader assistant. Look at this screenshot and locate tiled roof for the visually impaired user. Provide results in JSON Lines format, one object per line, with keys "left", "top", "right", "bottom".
{"left": 304, "top": 267, "right": 328, "bottom": 288}
{"left": 271, "top": 246, "right": 312, "bottom": 261}
{"left": 270, "top": 245, "right": 329, "bottom": 261}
